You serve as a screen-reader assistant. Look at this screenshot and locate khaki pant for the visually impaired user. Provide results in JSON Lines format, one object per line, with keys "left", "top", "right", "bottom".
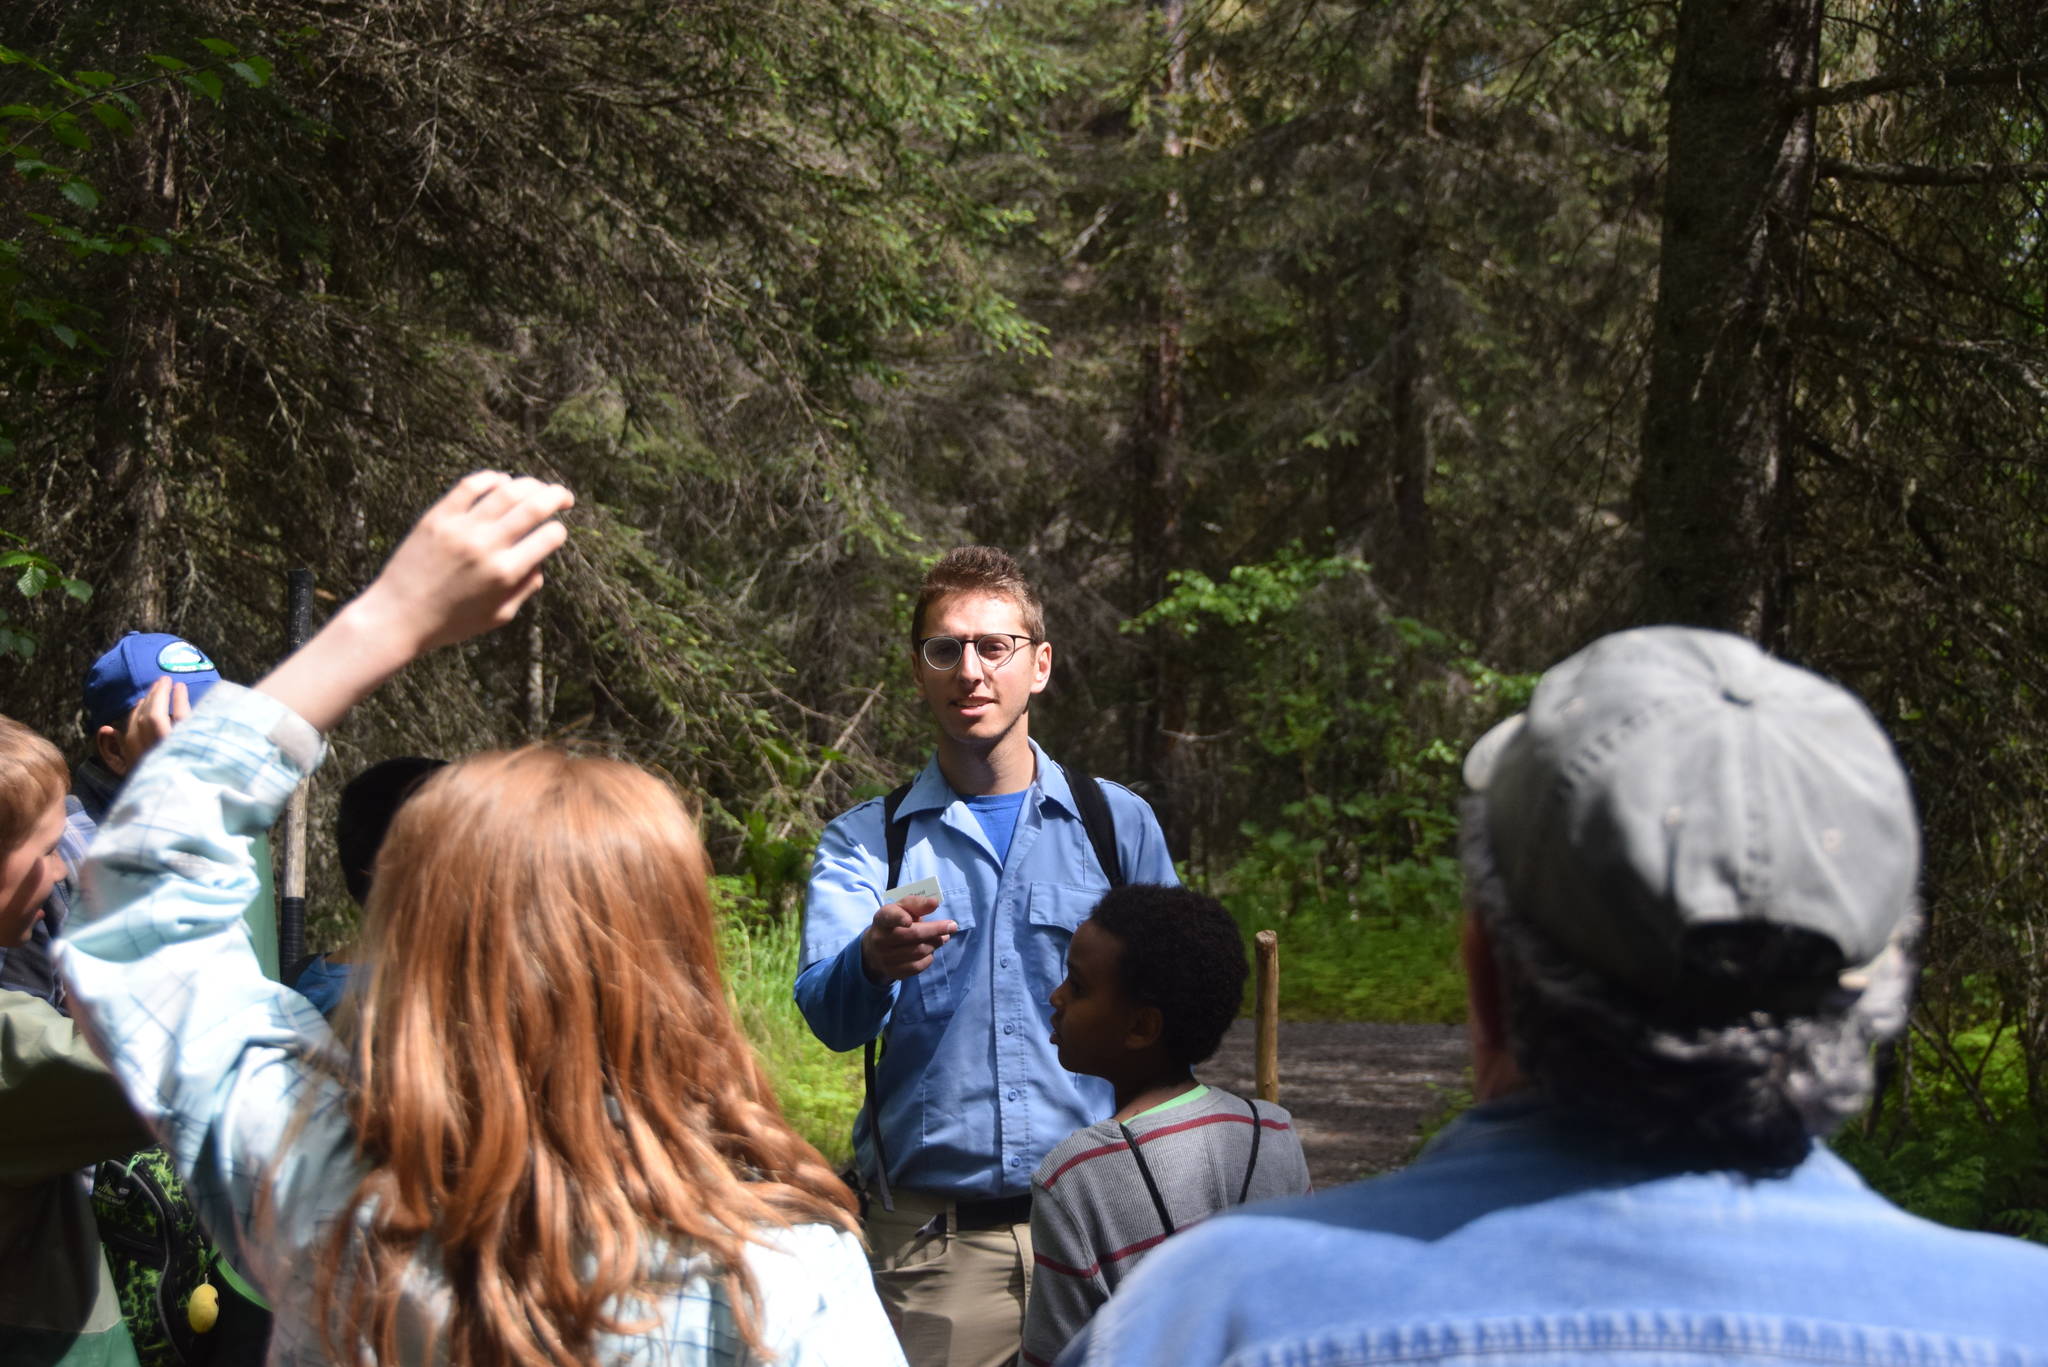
{"left": 865, "top": 1188, "right": 1034, "bottom": 1367}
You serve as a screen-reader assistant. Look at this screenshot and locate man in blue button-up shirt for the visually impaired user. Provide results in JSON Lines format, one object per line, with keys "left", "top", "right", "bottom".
{"left": 797, "top": 547, "right": 1176, "bottom": 1367}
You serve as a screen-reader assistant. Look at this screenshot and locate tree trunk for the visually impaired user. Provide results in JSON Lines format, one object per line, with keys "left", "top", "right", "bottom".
{"left": 1387, "top": 51, "right": 1435, "bottom": 612}
{"left": 91, "top": 94, "right": 185, "bottom": 630}
{"left": 1322, "top": 49, "right": 1433, "bottom": 611}
{"left": 1637, "top": 0, "right": 1822, "bottom": 642}
{"left": 1128, "top": 0, "right": 1190, "bottom": 851}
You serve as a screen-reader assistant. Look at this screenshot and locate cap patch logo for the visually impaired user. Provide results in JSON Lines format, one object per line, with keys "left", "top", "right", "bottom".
{"left": 156, "top": 640, "right": 215, "bottom": 673}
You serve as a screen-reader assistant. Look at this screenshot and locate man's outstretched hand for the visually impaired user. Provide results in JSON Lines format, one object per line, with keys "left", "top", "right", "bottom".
{"left": 258, "top": 472, "right": 574, "bottom": 733}
{"left": 862, "top": 895, "right": 956, "bottom": 983}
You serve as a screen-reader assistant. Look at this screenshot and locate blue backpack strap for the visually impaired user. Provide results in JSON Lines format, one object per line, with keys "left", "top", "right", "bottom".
{"left": 862, "top": 781, "right": 915, "bottom": 1214}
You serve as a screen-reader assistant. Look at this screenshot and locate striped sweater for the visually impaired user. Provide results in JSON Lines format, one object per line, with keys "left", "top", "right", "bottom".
{"left": 1021, "top": 1086, "right": 1310, "bottom": 1365}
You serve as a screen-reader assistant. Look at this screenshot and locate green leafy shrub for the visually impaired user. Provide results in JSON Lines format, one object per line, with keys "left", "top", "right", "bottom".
{"left": 0, "top": 532, "right": 90, "bottom": 662}
{"left": 1130, "top": 543, "right": 1530, "bottom": 911}
{"left": 1832, "top": 1013, "right": 2048, "bottom": 1245}
{"left": 1126, "top": 547, "right": 1526, "bottom": 1025}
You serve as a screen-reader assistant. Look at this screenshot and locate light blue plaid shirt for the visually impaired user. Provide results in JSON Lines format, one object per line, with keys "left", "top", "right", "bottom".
{"left": 59, "top": 683, "right": 903, "bottom": 1367}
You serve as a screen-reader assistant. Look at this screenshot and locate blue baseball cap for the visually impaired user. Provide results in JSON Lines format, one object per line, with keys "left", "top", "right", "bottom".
{"left": 83, "top": 632, "right": 223, "bottom": 730}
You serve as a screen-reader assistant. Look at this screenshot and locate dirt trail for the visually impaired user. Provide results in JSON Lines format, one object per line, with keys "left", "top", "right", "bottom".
{"left": 1200, "top": 1020, "right": 1468, "bottom": 1189}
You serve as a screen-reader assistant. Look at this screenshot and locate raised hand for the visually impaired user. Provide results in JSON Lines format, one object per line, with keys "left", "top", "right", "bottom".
{"left": 119, "top": 676, "right": 192, "bottom": 767}
{"left": 256, "top": 472, "right": 574, "bottom": 733}
{"left": 354, "top": 472, "right": 575, "bottom": 656}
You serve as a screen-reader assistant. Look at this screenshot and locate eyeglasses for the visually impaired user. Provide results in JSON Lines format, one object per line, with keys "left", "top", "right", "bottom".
{"left": 916, "top": 633, "right": 1039, "bottom": 672}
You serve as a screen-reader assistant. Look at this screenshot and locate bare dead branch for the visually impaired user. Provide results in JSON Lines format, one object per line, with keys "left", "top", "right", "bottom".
{"left": 1818, "top": 157, "right": 2048, "bottom": 186}
{"left": 1792, "top": 315, "right": 2048, "bottom": 403}
{"left": 1788, "top": 58, "right": 2048, "bottom": 110}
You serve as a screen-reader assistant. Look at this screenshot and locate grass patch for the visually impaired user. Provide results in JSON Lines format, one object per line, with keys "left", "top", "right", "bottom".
{"left": 1229, "top": 904, "right": 1466, "bottom": 1024}
{"left": 1209, "top": 834, "right": 1469, "bottom": 1023}
{"left": 713, "top": 875, "right": 1466, "bottom": 1167}
{"left": 715, "top": 880, "right": 862, "bottom": 1167}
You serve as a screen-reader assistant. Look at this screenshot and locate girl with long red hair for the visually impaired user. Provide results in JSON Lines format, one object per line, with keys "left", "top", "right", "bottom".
{"left": 60, "top": 474, "right": 902, "bottom": 1367}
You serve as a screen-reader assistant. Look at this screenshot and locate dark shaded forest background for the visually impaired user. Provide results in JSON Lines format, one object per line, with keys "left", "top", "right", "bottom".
{"left": 4, "top": 0, "right": 2046, "bottom": 1236}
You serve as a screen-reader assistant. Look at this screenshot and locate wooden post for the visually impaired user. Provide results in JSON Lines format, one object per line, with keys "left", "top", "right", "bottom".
{"left": 1254, "top": 929, "right": 1279, "bottom": 1103}
{"left": 276, "top": 568, "right": 314, "bottom": 972}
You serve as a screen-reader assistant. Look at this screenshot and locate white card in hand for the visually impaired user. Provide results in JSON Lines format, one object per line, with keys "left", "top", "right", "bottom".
{"left": 883, "top": 875, "right": 941, "bottom": 904}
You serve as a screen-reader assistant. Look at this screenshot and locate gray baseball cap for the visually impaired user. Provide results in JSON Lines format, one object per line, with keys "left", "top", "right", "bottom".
{"left": 1462, "top": 627, "right": 1919, "bottom": 1000}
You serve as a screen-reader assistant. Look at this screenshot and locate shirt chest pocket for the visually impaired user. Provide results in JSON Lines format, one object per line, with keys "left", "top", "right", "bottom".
{"left": 896, "top": 888, "right": 975, "bottom": 1025}
{"left": 1025, "top": 881, "right": 1101, "bottom": 1002}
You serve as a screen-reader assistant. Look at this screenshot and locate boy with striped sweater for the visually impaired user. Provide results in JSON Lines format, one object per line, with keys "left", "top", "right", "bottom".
{"left": 1023, "top": 886, "right": 1310, "bottom": 1365}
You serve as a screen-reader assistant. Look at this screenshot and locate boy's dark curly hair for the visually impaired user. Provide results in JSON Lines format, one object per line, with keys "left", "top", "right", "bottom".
{"left": 1090, "top": 884, "right": 1248, "bottom": 1068}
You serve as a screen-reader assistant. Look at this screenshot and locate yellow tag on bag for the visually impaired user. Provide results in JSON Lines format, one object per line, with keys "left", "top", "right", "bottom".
{"left": 186, "top": 1282, "right": 220, "bottom": 1333}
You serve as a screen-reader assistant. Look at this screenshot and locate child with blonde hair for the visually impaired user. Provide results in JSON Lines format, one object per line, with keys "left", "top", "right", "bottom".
{"left": 0, "top": 712, "right": 150, "bottom": 1364}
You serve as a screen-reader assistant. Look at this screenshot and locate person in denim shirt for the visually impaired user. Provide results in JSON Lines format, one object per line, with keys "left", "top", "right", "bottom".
{"left": 797, "top": 548, "right": 1176, "bottom": 1367}
{"left": 1065, "top": 628, "right": 2048, "bottom": 1367}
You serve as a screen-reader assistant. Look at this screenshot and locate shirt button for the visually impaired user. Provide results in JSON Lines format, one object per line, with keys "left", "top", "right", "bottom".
{"left": 1008, "top": 1089, "right": 1021, "bottom": 1101}
{"left": 999, "top": 955, "right": 1011, "bottom": 968}
{"left": 1008, "top": 1156, "right": 1021, "bottom": 1168}
{"left": 1002, "top": 1023, "right": 1014, "bottom": 1036}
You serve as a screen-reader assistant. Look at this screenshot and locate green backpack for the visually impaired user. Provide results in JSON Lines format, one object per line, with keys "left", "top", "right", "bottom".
{"left": 91, "top": 1147, "right": 272, "bottom": 1367}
